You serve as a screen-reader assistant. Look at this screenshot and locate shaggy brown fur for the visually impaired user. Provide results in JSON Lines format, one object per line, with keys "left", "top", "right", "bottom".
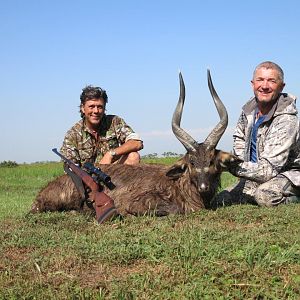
{"left": 30, "top": 149, "right": 236, "bottom": 216}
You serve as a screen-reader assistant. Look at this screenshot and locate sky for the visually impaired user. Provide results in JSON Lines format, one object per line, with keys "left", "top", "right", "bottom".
{"left": 1, "top": 0, "right": 300, "bottom": 163}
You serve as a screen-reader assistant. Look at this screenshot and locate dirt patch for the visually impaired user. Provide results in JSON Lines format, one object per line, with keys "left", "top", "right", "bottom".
{"left": 2, "top": 246, "right": 36, "bottom": 267}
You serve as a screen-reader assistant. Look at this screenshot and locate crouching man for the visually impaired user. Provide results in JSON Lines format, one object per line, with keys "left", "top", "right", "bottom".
{"left": 60, "top": 85, "right": 143, "bottom": 167}
{"left": 213, "top": 61, "right": 300, "bottom": 208}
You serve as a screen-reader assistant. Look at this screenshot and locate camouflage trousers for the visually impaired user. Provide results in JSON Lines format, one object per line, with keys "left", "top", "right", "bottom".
{"left": 212, "top": 175, "right": 300, "bottom": 208}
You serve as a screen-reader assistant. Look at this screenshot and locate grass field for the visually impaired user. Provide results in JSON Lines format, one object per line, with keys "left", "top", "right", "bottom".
{"left": 0, "top": 160, "right": 300, "bottom": 299}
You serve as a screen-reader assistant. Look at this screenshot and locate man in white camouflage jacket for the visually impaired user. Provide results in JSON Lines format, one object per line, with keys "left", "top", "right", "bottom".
{"left": 214, "top": 61, "right": 300, "bottom": 207}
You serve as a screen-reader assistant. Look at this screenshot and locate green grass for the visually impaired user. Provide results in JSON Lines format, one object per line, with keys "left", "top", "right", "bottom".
{"left": 142, "top": 156, "right": 181, "bottom": 165}
{"left": 0, "top": 162, "right": 63, "bottom": 219}
{"left": 0, "top": 160, "right": 299, "bottom": 299}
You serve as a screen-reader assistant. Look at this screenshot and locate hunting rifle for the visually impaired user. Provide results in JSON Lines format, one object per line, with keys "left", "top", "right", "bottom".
{"left": 52, "top": 148, "right": 117, "bottom": 224}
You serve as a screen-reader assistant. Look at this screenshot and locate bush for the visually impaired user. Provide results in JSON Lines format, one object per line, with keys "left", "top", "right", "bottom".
{"left": 0, "top": 160, "right": 19, "bottom": 167}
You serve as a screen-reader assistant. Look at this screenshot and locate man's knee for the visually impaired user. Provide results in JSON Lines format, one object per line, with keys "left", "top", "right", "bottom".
{"left": 122, "top": 151, "right": 140, "bottom": 165}
{"left": 254, "top": 186, "right": 274, "bottom": 207}
{"left": 254, "top": 177, "right": 289, "bottom": 207}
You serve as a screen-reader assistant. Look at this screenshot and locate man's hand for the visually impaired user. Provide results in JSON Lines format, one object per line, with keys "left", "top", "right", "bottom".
{"left": 99, "top": 151, "right": 115, "bottom": 164}
{"left": 217, "top": 151, "right": 243, "bottom": 172}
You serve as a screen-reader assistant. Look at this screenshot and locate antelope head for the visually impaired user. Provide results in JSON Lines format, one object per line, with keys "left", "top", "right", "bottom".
{"left": 166, "top": 70, "right": 237, "bottom": 205}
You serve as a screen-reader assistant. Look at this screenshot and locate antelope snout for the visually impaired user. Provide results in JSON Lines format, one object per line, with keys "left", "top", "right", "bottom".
{"left": 199, "top": 182, "right": 209, "bottom": 192}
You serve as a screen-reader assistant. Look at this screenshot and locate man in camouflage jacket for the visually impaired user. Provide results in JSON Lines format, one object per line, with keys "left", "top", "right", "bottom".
{"left": 214, "top": 61, "right": 300, "bottom": 207}
{"left": 60, "top": 85, "right": 143, "bottom": 167}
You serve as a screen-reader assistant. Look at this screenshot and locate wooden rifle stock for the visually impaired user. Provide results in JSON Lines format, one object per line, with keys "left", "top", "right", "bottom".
{"left": 52, "top": 148, "right": 117, "bottom": 223}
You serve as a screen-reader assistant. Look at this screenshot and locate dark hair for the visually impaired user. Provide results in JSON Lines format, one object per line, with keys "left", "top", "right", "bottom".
{"left": 80, "top": 85, "right": 108, "bottom": 104}
{"left": 79, "top": 85, "right": 108, "bottom": 118}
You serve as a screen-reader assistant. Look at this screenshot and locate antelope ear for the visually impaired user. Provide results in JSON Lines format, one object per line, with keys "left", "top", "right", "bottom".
{"left": 166, "top": 161, "right": 187, "bottom": 179}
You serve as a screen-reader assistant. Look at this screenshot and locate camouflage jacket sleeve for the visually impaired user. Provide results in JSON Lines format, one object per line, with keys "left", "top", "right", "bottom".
{"left": 60, "top": 127, "right": 81, "bottom": 165}
{"left": 231, "top": 114, "right": 299, "bottom": 183}
{"left": 111, "top": 116, "right": 142, "bottom": 144}
{"left": 232, "top": 112, "right": 249, "bottom": 160}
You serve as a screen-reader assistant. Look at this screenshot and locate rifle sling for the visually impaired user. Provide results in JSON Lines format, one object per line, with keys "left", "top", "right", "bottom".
{"left": 64, "top": 164, "right": 87, "bottom": 200}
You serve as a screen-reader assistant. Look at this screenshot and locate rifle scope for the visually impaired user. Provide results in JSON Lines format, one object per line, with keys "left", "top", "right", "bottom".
{"left": 83, "top": 162, "right": 112, "bottom": 184}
